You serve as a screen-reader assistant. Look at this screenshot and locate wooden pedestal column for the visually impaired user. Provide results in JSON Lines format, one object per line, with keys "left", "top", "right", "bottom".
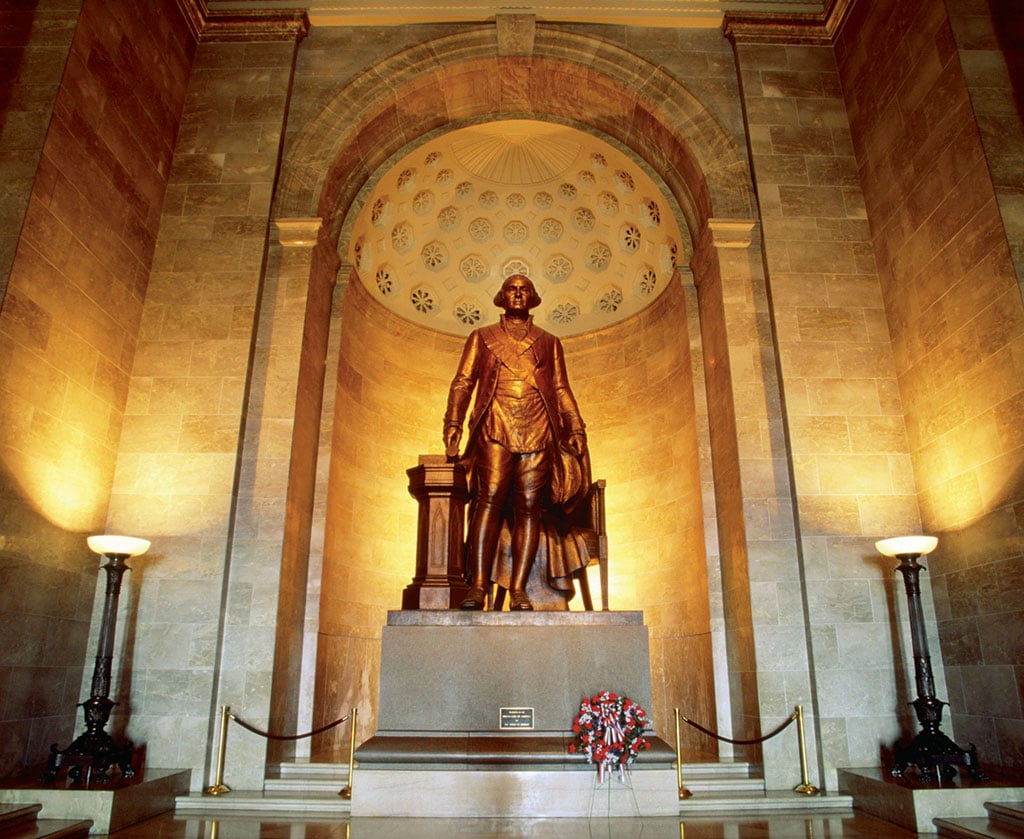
{"left": 402, "top": 455, "right": 470, "bottom": 609}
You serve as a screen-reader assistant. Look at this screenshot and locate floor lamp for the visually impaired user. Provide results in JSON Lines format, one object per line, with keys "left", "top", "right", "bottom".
{"left": 41, "top": 535, "right": 150, "bottom": 784}
{"left": 876, "top": 535, "right": 986, "bottom": 783}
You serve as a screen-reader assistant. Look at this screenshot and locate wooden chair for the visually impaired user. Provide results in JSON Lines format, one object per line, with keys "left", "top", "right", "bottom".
{"left": 575, "top": 479, "right": 608, "bottom": 611}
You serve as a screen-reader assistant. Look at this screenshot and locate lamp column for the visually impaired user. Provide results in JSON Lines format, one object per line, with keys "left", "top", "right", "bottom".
{"left": 42, "top": 535, "right": 149, "bottom": 784}
{"left": 876, "top": 536, "right": 986, "bottom": 783}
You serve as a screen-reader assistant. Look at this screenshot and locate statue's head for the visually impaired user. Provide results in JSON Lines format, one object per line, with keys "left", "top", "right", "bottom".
{"left": 493, "top": 274, "right": 542, "bottom": 310}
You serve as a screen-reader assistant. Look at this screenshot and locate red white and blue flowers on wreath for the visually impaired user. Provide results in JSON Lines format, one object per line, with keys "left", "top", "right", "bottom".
{"left": 569, "top": 690, "right": 651, "bottom": 783}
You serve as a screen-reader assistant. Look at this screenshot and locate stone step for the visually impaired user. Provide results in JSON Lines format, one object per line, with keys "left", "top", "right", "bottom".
{"left": 989, "top": 803, "right": 1024, "bottom": 832}
{"left": 176, "top": 790, "right": 350, "bottom": 819}
{"left": 178, "top": 759, "right": 844, "bottom": 820}
{"left": 274, "top": 758, "right": 762, "bottom": 787}
{"left": 678, "top": 790, "right": 855, "bottom": 816}
{"left": 680, "top": 776, "right": 767, "bottom": 794}
{"left": 935, "top": 816, "right": 1022, "bottom": 838}
{"left": 264, "top": 761, "right": 351, "bottom": 794}
{"left": 935, "top": 801, "right": 1024, "bottom": 839}
{"left": 263, "top": 776, "right": 351, "bottom": 794}
{"left": 0, "top": 805, "right": 40, "bottom": 833}
{"left": 0, "top": 804, "right": 92, "bottom": 839}
{"left": 264, "top": 758, "right": 757, "bottom": 791}
{"left": 2, "top": 821, "right": 93, "bottom": 839}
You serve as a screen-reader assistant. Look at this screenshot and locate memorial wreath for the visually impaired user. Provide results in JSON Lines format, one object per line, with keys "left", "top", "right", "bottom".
{"left": 569, "top": 690, "right": 651, "bottom": 783}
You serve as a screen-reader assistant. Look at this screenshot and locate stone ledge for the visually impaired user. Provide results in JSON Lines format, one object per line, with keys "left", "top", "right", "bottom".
{"left": 838, "top": 767, "right": 1024, "bottom": 834}
{"left": 386, "top": 609, "right": 644, "bottom": 626}
{"left": 0, "top": 768, "right": 190, "bottom": 834}
{"left": 356, "top": 732, "right": 676, "bottom": 769}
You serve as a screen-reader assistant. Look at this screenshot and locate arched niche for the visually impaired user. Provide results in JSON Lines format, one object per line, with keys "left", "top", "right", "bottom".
{"left": 269, "top": 22, "right": 763, "bottom": 758}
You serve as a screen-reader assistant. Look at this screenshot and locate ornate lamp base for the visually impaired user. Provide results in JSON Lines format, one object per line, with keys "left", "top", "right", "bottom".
{"left": 40, "top": 697, "right": 135, "bottom": 785}
{"left": 890, "top": 698, "right": 987, "bottom": 783}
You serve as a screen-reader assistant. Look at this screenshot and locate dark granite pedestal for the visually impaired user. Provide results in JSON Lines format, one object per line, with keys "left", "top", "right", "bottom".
{"left": 351, "top": 610, "right": 678, "bottom": 817}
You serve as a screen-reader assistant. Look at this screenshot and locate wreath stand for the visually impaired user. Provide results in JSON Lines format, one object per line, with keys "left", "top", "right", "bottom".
{"left": 589, "top": 771, "right": 641, "bottom": 821}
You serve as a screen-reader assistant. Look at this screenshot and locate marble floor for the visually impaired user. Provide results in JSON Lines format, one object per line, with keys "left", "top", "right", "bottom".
{"left": 105, "top": 811, "right": 920, "bottom": 837}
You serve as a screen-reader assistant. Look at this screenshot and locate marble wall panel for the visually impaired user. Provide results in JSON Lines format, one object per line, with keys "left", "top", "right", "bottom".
{"left": 0, "top": 0, "right": 194, "bottom": 780}
{"left": 730, "top": 31, "right": 932, "bottom": 789}
{"left": 836, "top": 0, "right": 1024, "bottom": 771}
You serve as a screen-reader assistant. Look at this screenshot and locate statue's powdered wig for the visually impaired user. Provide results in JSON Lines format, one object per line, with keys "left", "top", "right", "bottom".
{"left": 494, "top": 274, "right": 542, "bottom": 309}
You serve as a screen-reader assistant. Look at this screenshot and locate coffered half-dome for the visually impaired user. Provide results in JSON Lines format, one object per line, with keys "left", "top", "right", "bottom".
{"left": 348, "top": 120, "right": 684, "bottom": 338}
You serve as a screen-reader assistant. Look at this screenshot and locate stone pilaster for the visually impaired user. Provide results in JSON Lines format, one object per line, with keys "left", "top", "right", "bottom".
{"left": 692, "top": 217, "right": 817, "bottom": 790}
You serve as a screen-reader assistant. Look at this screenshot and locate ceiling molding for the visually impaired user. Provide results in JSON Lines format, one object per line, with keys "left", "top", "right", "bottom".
{"left": 722, "top": 11, "right": 830, "bottom": 44}
{"left": 722, "top": 0, "right": 858, "bottom": 44}
{"left": 176, "top": 0, "right": 310, "bottom": 43}
{"left": 205, "top": 0, "right": 826, "bottom": 29}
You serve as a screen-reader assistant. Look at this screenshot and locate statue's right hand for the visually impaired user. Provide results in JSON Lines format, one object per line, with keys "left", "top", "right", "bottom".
{"left": 444, "top": 425, "right": 461, "bottom": 459}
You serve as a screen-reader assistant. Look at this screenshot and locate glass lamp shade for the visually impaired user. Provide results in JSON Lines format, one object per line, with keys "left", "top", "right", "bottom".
{"left": 875, "top": 535, "right": 938, "bottom": 558}
{"left": 87, "top": 535, "right": 151, "bottom": 557}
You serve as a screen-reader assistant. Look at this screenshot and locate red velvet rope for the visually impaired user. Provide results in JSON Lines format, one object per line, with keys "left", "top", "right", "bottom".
{"left": 680, "top": 711, "right": 796, "bottom": 745}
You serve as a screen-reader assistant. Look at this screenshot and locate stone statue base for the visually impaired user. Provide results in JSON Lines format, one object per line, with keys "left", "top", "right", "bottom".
{"left": 352, "top": 610, "right": 678, "bottom": 817}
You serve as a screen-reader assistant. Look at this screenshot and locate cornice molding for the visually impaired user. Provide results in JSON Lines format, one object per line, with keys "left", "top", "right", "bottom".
{"left": 723, "top": 14, "right": 829, "bottom": 45}
{"left": 175, "top": 0, "right": 310, "bottom": 44}
{"left": 175, "top": 0, "right": 206, "bottom": 41}
{"left": 723, "top": 0, "right": 856, "bottom": 45}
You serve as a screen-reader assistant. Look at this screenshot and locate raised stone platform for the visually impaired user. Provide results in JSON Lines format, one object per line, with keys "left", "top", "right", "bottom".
{"left": 838, "top": 766, "right": 1024, "bottom": 833}
{"left": 1, "top": 767, "right": 191, "bottom": 834}
{"left": 373, "top": 609, "right": 655, "bottom": 733}
{"left": 351, "top": 610, "right": 679, "bottom": 817}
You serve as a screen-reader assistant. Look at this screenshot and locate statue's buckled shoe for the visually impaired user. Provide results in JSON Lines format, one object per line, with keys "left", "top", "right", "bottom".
{"left": 509, "top": 589, "right": 533, "bottom": 611}
{"left": 460, "top": 586, "right": 487, "bottom": 610}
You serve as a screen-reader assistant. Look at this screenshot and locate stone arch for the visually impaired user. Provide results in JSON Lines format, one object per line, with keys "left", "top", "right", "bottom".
{"left": 276, "top": 25, "right": 755, "bottom": 251}
{"left": 271, "top": 23, "right": 763, "bottom": 756}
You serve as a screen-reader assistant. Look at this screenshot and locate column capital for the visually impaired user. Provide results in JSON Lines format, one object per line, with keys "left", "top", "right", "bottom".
{"left": 700, "top": 218, "right": 761, "bottom": 250}
{"left": 272, "top": 217, "right": 327, "bottom": 247}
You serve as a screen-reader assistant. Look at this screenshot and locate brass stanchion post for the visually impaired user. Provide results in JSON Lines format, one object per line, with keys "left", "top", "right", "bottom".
{"left": 674, "top": 708, "right": 692, "bottom": 799}
{"left": 793, "top": 705, "right": 819, "bottom": 795}
{"left": 204, "top": 705, "right": 232, "bottom": 796}
{"left": 340, "top": 707, "right": 358, "bottom": 799}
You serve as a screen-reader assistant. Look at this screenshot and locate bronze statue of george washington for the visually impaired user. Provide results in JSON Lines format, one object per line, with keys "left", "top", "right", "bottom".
{"left": 443, "top": 274, "right": 591, "bottom": 611}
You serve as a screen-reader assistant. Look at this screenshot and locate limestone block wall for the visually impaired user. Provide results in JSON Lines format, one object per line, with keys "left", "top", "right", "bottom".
{"left": 0, "top": 0, "right": 194, "bottom": 780}
{"left": 836, "top": 0, "right": 1024, "bottom": 771}
{"left": 728, "top": 28, "right": 923, "bottom": 787}
{"left": 0, "top": 1, "right": 79, "bottom": 304}
{"left": 946, "top": 0, "right": 1024, "bottom": 287}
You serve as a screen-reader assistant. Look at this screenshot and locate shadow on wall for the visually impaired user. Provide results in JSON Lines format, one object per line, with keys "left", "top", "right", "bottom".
{"left": 0, "top": 466, "right": 99, "bottom": 780}
{"left": 989, "top": 0, "right": 1024, "bottom": 121}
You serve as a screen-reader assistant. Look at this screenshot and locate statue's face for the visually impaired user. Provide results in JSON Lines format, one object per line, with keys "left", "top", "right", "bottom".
{"left": 499, "top": 276, "right": 536, "bottom": 314}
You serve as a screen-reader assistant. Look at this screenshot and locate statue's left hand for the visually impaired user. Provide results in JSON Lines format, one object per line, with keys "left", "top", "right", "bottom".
{"left": 565, "top": 431, "right": 586, "bottom": 458}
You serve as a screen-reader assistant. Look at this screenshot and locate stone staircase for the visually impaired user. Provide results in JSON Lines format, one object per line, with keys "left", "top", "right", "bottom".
{"left": 176, "top": 761, "right": 352, "bottom": 819}
{"left": 677, "top": 761, "right": 854, "bottom": 816}
{"left": 0, "top": 804, "right": 91, "bottom": 839}
{"left": 936, "top": 801, "right": 1024, "bottom": 838}
{"left": 174, "top": 759, "right": 853, "bottom": 819}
